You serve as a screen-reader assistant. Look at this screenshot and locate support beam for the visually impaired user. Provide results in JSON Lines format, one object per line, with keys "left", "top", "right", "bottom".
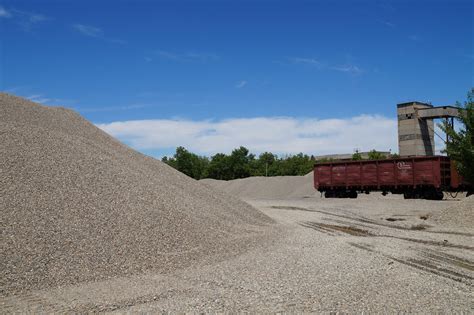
{"left": 416, "top": 106, "right": 461, "bottom": 119}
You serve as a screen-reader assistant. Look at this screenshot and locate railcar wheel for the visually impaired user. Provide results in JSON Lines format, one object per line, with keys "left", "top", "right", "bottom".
{"left": 435, "top": 191, "right": 444, "bottom": 200}
{"left": 324, "top": 191, "right": 335, "bottom": 198}
{"left": 349, "top": 190, "right": 358, "bottom": 199}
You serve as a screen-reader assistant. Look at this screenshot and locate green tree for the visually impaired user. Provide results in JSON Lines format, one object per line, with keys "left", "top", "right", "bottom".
{"left": 352, "top": 151, "right": 363, "bottom": 160}
{"left": 278, "top": 153, "right": 313, "bottom": 175}
{"left": 440, "top": 88, "right": 474, "bottom": 184}
{"left": 367, "top": 149, "right": 386, "bottom": 160}
{"left": 207, "top": 153, "right": 231, "bottom": 180}
{"left": 229, "top": 146, "right": 252, "bottom": 178}
{"left": 168, "top": 146, "right": 209, "bottom": 179}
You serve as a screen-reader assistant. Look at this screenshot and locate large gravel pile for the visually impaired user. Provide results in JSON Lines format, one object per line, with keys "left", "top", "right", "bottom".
{"left": 0, "top": 93, "right": 274, "bottom": 295}
{"left": 200, "top": 172, "right": 316, "bottom": 199}
{"left": 431, "top": 195, "right": 474, "bottom": 228}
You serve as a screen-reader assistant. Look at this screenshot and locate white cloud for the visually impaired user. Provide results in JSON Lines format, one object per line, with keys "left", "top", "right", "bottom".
{"left": 26, "top": 94, "right": 51, "bottom": 104}
{"left": 289, "top": 57, "right": 363, "bottom": 75}
{"left": 73, "top": 23, "right": 126, "bottom": 44}
{"left": 289, "top": 57, "right": 322, "bottom": 67}
{"left": 73, "top": 24, "right": 103, "bottom": 37}
{"left": 235, "top": 80, "right": 247, "bottom": 88}
{"left": 0, "top": 6, "right": 11, "bottom": 18}
{"left": 26, "top": 94, "right": 76, "bottom": 106}
{"left": 332, "top": 64, "right": 363, "bottom": 75}
{"left": 97, "top": 115, "right": 398, "bottom": 156}
{"left": 2, "top": 8, "right": 49, "bottom": 30}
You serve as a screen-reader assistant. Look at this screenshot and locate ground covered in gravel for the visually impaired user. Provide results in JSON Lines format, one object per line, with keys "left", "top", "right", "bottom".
{"left": 0, "top": 93, "right": 275, "bottom": 296}
{"left": 1, "top": 93, "right": 472, "bottom": 312}
{"left": 200, "top": 172, "right": 316, "bottom": 199}
{"left": 2, "top": 197, "right": 472, "bottom": 313}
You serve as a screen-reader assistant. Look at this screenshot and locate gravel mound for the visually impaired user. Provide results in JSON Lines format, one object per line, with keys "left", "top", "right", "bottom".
{"left": 200, "top": 172, "right": 316, "bottom": 199}
{"left": 431, "top": 196, "right": 474, "bottom": 228}
{"left": 0, "top": 93, "right": 274, "bottom": 295}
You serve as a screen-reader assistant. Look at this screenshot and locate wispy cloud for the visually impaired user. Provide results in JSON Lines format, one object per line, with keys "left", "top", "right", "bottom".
{"left": 148, "top": 50, "right": 219, "bottom": 63}
{"left": 2, "top": 86, "right": 26, "bottom": 93}
{"left": 26, "top": 94, "right": 75, "bottom": 105}
{"left": 97, "top": 115, "right": 398, "bottom": 156}
{"left": 73, "top": 23, "right": 126, "bottom": 44}
{"left": 288, "top": 57, "right": 323, "bottom": 67}
{"left": 1, "top": 7, "right": 50, "bottom": 30}
{"left": 26, "top": 94, "right": 53, "bottom": 104}
{"left": 331, "top": 64, "right": 363, "bottom": 75}
{"left": 408, "top": 34, "right": 420, "bottom": 41}
{"left": 379, "top": 20, "right": 395, "bottom": 28}
{"left": 73, "top": 24, "right": 103, "bottom": 37}
{"left": 235, "top": 80, "right": 248, "bottom": 88}
{"left": 289, "top": 56, "right": 363, "bottom": 75}
{"left": 79, "top": 104, "right": 148, "bottom": 113}
{"left": 464, "top": 53, "right": 474, "bottom": 60}
{"left": 0, "top": 5, "right": 11, "bottom": 18}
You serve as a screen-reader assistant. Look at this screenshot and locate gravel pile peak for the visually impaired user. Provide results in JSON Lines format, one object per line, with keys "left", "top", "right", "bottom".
{"left": 200, "top": 172, "right": 316, "bottom": 200}
{"left": 0, "top": 93, "right": 274, "bottom": 295}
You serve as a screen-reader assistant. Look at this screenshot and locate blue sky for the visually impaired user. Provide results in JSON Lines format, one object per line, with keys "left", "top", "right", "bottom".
{"left": 1, "top": 0, "right": 473, "bottom": 157}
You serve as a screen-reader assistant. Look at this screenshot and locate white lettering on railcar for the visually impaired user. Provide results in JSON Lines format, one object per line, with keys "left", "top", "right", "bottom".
{"left": 397, "top": 162, "right": 412, "bottom": 170}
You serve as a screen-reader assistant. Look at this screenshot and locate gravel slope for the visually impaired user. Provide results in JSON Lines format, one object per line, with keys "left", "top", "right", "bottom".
{"left": 200, "top": 172, "right": 316, "bottom": 200}
{"left": 0, "top": 93, "right": 274, "bottom": 295}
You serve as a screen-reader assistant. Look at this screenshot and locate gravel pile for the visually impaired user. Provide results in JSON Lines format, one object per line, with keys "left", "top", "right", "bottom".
{"left": 431, "top": 195, "right": 474, "bottom": 228}
{"left": 200, "top": 172, "right": 316, "bottom": 200}
{"left": 0, "top": 93, "right": 274, "bottom": 295}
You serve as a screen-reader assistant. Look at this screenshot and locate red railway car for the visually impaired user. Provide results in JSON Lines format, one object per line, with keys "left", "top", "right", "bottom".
{"left": 313, "top": 156, "right": 472, "bottom": 200}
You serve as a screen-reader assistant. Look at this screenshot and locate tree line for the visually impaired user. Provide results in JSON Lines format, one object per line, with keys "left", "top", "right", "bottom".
{"left": 162, "top": 147, "right": 316, "bottom": 180}
{"left": 162, "top": 147, "right": 390, "bottom": 180}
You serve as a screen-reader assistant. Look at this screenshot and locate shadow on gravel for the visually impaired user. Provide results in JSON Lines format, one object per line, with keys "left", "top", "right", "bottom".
{"left": 386, "top": 217, "right": 406, "bottom": 222}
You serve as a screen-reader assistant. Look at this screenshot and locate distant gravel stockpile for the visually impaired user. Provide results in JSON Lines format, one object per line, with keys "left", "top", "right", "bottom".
{"left": 0, "top": 93, "right": 274, "bottom": 295}
{"left": 200, "top": 173, "right": 316, "bottom": 199}
{"left": 431, "top": 195, "right": 474, "bottom": 228}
